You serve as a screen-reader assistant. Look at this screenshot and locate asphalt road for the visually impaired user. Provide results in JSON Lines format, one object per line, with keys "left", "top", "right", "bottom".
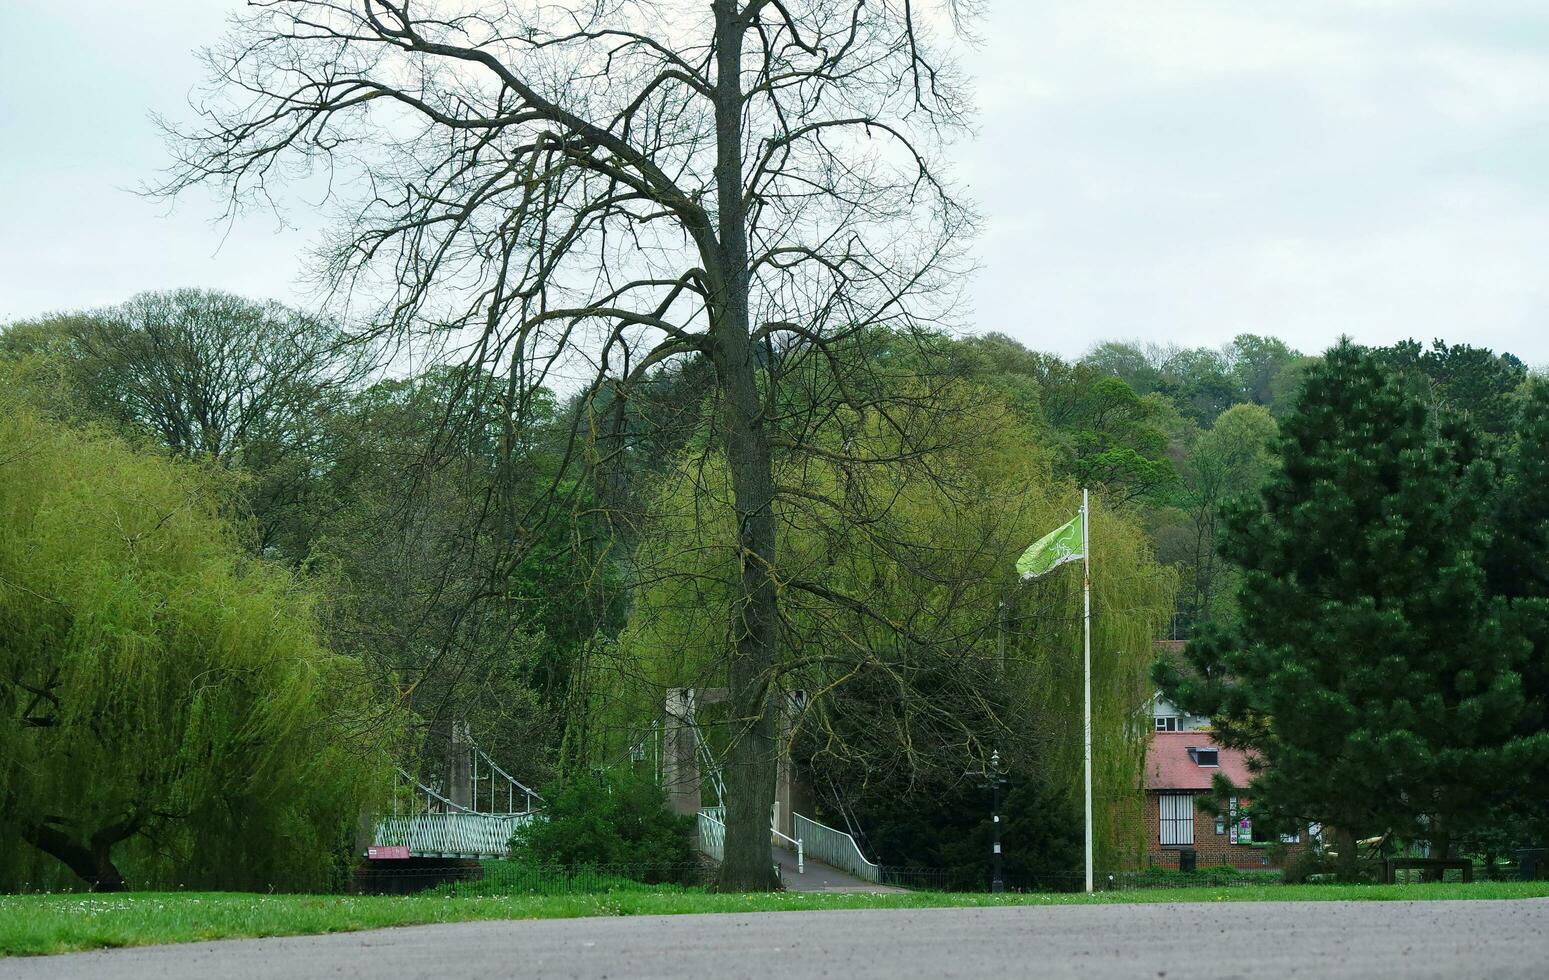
{"left": 4, "top": 899, "right": 1547, "bottom": 980}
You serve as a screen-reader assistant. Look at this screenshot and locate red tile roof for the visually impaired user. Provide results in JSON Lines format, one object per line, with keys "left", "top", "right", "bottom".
{"left": 1145, "top": 731, "right": 1256, "bottom": 791}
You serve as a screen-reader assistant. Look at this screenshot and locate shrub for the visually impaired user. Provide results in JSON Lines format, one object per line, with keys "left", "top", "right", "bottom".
{"left": 1133, "top": 864, "right": 1277, "bottom": 888}
{"left": 511, "top": 769, "right": 696, "bottom": 883}
{"left": 1282, "top": 849, "right": 1347, "bottom": 885}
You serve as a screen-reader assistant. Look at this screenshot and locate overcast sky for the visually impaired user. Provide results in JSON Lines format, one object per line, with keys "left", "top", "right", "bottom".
{"left": 3, "top": 1, "right": 1547, "bottom": 363}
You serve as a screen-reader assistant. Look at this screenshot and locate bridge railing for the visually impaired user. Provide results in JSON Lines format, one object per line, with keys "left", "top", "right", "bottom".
{"left": 374, "top": 811, "right": 538, "bottom": 859}
{"left": 472, "top": 745, "right": 542, "bottom": 814}
{"left": 697, "top": 806, "right": 726, "bottom": 862}
{"left": 771, "top": 824, "right": 804, "bottom": 874}
{"left": 793, "top": 813, "right": 880, "bottom": 883}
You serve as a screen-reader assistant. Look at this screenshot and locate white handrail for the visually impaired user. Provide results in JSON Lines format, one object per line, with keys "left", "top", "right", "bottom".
{"left": 772, "top": 826, "right": 805, "bottom": 874}
{"left": 394, "top": 738, "right": 543, "bottom": 818}
{"left": 793, "top": 812, "right": 880, "bottom": 883}
{"left": 470, "top": 743, "right": 543, "bottom": 812}
{"left": 770, "top": 801, "right": 804, "bottom": 873}
{"left": 397, "top": 766, "right": 477, "bottom": 814}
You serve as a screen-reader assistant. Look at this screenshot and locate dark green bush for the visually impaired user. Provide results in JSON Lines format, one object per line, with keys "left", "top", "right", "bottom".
{"left": 1281, "top": 849, "right": 1348, "bottom": 884}
{"left": 840, "top": 773, "right": 1083, "bottom": 891}
{"left": 510, "top": 769, "right": 696, "bottom": 883}
{"left": 433, "top": 860, "right": 700, "bottom": 896}
{"left": 1134, "top": 864, "right": 1277, "bottom": 888}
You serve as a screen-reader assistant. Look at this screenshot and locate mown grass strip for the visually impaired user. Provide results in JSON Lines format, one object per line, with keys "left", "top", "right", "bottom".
{"left": 4, "top": 881, "right": 1547, "bottom": 957}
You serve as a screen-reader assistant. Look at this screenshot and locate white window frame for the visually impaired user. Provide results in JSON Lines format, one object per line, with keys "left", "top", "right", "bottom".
{"left": 1159, "top": 793, "right": 1194, "bottom": 846}
{"left": 1154, "top": 715, "right": 1178, "bottom": 732}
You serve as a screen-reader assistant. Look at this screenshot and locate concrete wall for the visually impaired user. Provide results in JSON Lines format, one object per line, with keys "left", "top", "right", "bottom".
{"left": 448, "top": 720, "right": 473, "bottom": 810}
{"left": 662, "top": 688, "right": 702, "bottom": 817}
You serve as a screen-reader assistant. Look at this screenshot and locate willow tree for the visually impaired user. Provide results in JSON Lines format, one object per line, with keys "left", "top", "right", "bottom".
{"left": 605, "top": 371, "right": 1174, "bottom": 871}
{"left": 161, "top": 0, "right": 978, "bottom": 888}
{"left": 0, "top": 391, "right": 393, "bottom": 892}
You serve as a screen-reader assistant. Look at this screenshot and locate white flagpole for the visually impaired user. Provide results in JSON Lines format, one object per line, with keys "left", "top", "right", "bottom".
{"left": 1082, "top": 487, "right": 1094, "bottom": 893}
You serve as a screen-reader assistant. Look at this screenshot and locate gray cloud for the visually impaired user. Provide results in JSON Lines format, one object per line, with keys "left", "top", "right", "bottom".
{"left": 2, "top": 1, "right": 1546, "bottom": 363}
{"left": 962, "top": 1, "right": 1549, "bottom": 361}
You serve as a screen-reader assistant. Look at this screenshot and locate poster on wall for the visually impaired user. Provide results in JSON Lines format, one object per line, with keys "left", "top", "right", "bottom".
{"left": 1227, "top": 796, "right": 1254, "bottom": 844}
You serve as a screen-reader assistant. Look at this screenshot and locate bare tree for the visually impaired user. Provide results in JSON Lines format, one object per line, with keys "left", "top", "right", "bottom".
{"left": 160, "top": 0, "right": 978, "bottom": 889}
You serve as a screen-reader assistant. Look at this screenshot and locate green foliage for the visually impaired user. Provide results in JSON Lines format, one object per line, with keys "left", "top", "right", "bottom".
{"left": 1134, "top": 864, "right": 1278, "bottom": 888}
{"left": 0, "top": 388, "right": 398, "bottom": 891}
{"left": 510, "top": 769, "right": 696, "bottom": 880}
{"left": 1051, "top": 375, "right": 1176, "bottom": 504}
{"left": 1483, "top": 379, "right": 1549, "bottom": 843}
{"left": 1490, "top": 379, "right": 1549, "bottom": 600}
{"left": 1161, "top": 403, "right": 1281, "bottom": 634}
{"left": 299, "top": 366, "right": 619, "bottom": 780}
{"left": 610, "top": 379, "right": 1173, "bottom": 872}
{"left": 1280, "top": 849, "right": 1350, "bottom": 885}
{"left": 1081, "top": 335, "right": 1307, "bottom": 424}
{"left": 844, "top": 774, "right": 1082, "bottom": 890}
{"left": 1229, "top": 335, "right": 1300, "bottom": 408}
{"left": 1, "top": 290, "right": 357, "bottom": 559}
{"left": 1373, "top": 339, "right": 1528, "bottom": 442}
{"left": 1156, "top": 342, "right": 1549, "bottom": 861}
{"left": 953, "top": 336, "right": 1175, "bottom": 503}
{"left": 431, "top": 860, "right": 698, "bottom": 896}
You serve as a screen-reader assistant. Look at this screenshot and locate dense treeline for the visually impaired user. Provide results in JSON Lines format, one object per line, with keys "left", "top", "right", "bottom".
{"left": 1158, "top": 342, "right": 1549, "bottom": 874}
{"left": 4, "top": 288, "right": 1542, "bottom": 888}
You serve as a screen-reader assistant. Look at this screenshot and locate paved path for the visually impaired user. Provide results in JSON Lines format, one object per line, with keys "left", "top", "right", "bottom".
{"left": 3, "top": 899, "right": 1546, "bottom": 979}
{"left": 772, "top": 845, "right": 902, "bottom": 892}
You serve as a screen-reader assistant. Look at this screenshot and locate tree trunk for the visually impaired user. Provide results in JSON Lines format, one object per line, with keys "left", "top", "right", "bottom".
{"left": 21, "top": 821, "right": 130, "bottom": 892}
{"left": 1425, "top": 829, "right": 1451, "bottom": 882}
{"left": 1334, "top": 826, "right": 1360, "bottom": 883}
{"left": 711, "top": 0, "right": 779, "bottom": 892}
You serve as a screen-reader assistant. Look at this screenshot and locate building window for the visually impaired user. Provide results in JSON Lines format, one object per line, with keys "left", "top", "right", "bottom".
{"left": 1155, "top": 716, "right": 1178, "bottom": 732}
{"left": 1188, "top": 747, "right": 1218, "bottom": 767}
{"left": 1160, "top": 794, "right": 1194, "bottom": 846}
{"left": 1215, "top": 815, "right": 1226, "bottom": 836}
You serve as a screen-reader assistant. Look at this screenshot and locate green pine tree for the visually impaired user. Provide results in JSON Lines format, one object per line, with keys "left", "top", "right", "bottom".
{"left": 1156, "top": 341, "right": 1549, "bottom": 876}
{"left": 1484, "top": 380, "right": 1549, "bottom": 846}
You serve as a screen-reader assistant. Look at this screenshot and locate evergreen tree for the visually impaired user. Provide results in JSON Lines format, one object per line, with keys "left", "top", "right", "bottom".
{"left": 1484, "top": 380, "right": 1549, "bottom": 845}
{"left": 1156, "top": 342, "right": 1549, "bottom": 873}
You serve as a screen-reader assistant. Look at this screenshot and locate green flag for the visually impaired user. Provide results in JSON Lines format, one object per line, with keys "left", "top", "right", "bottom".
{"left": 1016, "top": 510, "right": 1084, "bottom": 579}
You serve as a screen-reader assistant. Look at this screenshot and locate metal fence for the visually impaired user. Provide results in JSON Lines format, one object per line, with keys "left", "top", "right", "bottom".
{"left": 15, "top": 856, "right": 1533, "bottom": 897}
{"left": 352, "top": 861, "right": 708, "bottom": 895}
{"left": 875, "top": 864, "right": 1293, "bottom": 892}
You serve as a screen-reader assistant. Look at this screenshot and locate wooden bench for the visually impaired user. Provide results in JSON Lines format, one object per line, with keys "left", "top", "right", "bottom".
{"left": 1382, "top": 858, "right": 1473, "bottom": 884}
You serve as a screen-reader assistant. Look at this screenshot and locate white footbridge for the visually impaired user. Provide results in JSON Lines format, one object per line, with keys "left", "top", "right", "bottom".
{"left": 371, "top": 744, "right": 542, "bottom": 860}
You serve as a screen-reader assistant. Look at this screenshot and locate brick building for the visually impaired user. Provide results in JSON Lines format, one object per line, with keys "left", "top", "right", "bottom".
{"left": 1144, "top": 730, "right": 1308, "bottom": 870}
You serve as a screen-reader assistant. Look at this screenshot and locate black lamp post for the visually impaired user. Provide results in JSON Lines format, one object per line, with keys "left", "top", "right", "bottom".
{"left": 990, "top": 749, "right": 1007, "bottom": 893}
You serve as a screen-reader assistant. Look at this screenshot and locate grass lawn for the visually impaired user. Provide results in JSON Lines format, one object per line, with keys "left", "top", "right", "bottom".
{"left": 3, "top": 881, "right": 1546, "bottom": 957}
